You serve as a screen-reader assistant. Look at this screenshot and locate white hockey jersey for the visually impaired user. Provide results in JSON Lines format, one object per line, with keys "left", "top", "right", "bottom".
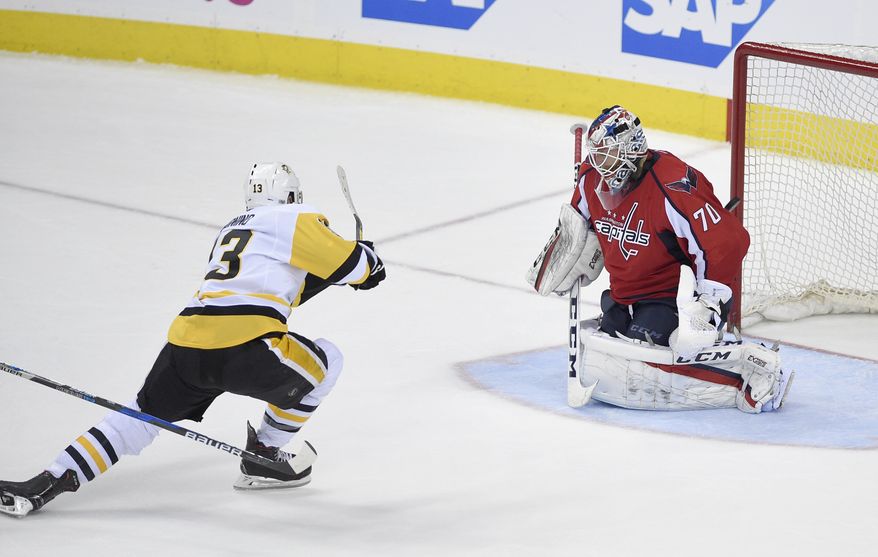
{"left": 168, "top": 203, "right": 373, "bottom": 349}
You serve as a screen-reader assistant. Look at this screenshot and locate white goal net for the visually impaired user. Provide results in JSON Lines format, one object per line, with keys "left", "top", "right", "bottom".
{"left": 732, "top": 42, "right": 878, "bottom": 326}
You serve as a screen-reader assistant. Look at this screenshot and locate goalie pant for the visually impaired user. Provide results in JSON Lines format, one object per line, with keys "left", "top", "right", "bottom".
{"left": 45, "top": 335, "right": 342, "bottom": 487}
{"left": 581, "top": 326, "right": 786, "bottom": 413}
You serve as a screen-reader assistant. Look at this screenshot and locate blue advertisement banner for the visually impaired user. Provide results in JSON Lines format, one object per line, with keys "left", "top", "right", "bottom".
{"left": 363, "top": 0, "right": 497, "bottom": 30}
{"left": 622, "top": 0, "right": 775, "bottom": 67}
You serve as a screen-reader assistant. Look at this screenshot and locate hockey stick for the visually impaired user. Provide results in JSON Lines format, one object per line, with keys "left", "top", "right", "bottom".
{"left": 0, "top": 362, "right": 317, "bottom": 475}
{"left": 567, "top": 123, "right": 598, "bottom": 407}
{"left": 336, "top": 165, "right": 363, "bottom": 241}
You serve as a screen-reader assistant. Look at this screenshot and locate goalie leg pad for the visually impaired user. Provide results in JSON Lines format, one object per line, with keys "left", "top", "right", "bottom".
{"left": 734, "top": 343, "right": 790, "bottom": 413}
{"left": 582, "top": 329, "right": 791, "bottom": 413}
{"left": 526, "top": 203, "right": 604, "bottom": 295}
{"left": 582, "top": 330, "right": 738, "bottom": 410}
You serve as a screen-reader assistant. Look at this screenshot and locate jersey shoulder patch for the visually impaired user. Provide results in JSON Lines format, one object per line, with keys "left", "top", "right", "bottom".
{"left": 665, "top": 166, "right": 699, "bottom": 194}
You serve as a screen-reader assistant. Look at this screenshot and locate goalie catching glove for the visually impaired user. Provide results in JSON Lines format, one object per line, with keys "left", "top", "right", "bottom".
{"left": 526, "top": 204, "right": 604, "bottom": 295}
{"left": 670, "top": 265, "right": 732, "bottom": 358}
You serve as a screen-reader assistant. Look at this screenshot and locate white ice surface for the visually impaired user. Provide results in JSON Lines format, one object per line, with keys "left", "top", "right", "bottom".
{"left": 1, "top": 52, "right": 877, "bottom": 556}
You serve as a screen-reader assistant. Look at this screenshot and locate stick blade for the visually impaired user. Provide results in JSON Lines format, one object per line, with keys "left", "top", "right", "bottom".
{"left": 568, "top": 378, "right": 597, "bottom": 408}
{"left": 289, "top": 440, "right": 318, "bottom": 475}
{"left": 336, "top": 165, "right": 363, "bottom": 240}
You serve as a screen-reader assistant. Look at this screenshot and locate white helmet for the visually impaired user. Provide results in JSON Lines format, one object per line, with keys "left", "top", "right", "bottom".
{"left": 244, "top": 162, "right": 303, "bottom": 210}
{"left": 586, "top": 105, "right": 648, "bottom": 194}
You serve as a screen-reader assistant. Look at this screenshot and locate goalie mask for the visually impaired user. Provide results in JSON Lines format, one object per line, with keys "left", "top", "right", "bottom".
{"left": 586, "top": 105, "right": 648, "bottom": 210}
{"left": 244, "top": 162, "right": 303, "bottom": 210}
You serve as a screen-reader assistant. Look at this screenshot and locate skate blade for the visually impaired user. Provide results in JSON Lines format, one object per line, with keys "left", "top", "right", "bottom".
{"left": 777, "top": 370, "right": 796, "bottom": 409}
{"left": 0, "top": 495, "right": 34, "bottom": 518}
{"left": 233, "top": 474, "right": 311, "bottom": 491}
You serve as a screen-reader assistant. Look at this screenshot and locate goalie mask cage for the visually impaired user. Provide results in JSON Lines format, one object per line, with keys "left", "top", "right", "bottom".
{"left": 730, "top": 42, "right": 878, "bottom": 327}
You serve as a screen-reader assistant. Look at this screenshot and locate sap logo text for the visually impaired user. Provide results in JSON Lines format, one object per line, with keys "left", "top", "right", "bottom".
{"left": 363, "top": 0, "right": 497, "bottom": 30}
{"left": 622, "top": 0, "right": 775, "bottom": 67}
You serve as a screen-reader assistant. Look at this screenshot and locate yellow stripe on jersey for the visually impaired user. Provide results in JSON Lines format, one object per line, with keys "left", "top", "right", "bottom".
{"left": 267, "top": 404, "right": 309, "bottom": 424}
{"left": 268, "top": 336, "right": 326, "bottom": 384}
{"left": 198, "top": 290, "right": 290, "bottom": 307}
{"left": 168, "top": 314, "right": 286, "bottom": 349}
{"left": 291, "top": 281, "right": 307, "bottom": 308}
{"left": 76, "top": 435, "right": 108, "bottom": 473}
{"left": 290, "top": 213, "right": 358, "bottom": 280}
{"left": 351, "top": 265, "right": 370, "bottom": 286}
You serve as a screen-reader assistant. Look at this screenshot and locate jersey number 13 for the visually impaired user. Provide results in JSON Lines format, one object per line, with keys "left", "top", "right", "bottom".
{"left": 205, "top": 230, "right": 253, "bottom": 281}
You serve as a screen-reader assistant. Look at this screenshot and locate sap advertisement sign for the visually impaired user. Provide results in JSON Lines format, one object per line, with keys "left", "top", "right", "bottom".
{"left": 363, "top": 0, "right": 497, "bottom": 30}
{"left": 622, "top": 0, "right": 775, "bottom": 67}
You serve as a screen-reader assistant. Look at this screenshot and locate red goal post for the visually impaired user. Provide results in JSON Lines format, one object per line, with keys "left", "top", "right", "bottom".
{"left": 729, "top": 42, "right": 878, "bottom": 328}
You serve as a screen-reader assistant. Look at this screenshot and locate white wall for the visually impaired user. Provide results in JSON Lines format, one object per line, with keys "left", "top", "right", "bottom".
{"left": 1, "top": 0, "right": 875, "bottom": 98}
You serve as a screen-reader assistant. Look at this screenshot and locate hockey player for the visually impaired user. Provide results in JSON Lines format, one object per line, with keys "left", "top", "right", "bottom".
{"left": 527, "top": 105, "right": 792, "bottom": 413}
{"left": 0, "top": 162, "right": 386, "bottom": 517}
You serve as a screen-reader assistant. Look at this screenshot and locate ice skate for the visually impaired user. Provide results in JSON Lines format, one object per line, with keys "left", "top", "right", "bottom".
{"left": 0, "top": 469, "right": 79, "bottom": 518}
{"left": 233, "top": 422, "right": 312, "bottom": 490}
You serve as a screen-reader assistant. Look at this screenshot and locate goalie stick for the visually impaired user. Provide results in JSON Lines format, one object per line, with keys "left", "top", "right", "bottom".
{"left": 0, "top": 362, "right": 317, "bottom": 475}
{"left": 567, "top": 123, "right": 598, "bottom": 407}
{"left": 336, "top": 165, "right": 363, "bottom": 241}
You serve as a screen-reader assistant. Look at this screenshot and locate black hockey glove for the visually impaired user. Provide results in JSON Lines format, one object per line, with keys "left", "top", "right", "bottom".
{"left": 351, "top": 240, "right": 386, "bottom": 291}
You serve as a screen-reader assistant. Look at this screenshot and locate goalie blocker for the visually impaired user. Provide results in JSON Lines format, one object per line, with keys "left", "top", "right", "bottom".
{"left": 526, "top": 203, "right": 604, "bottom": 295}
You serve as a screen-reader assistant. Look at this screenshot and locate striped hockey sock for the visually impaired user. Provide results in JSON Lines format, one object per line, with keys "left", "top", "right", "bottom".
{"left": 257, "top": 401, "right": 318, "bottom": 448}
{"left": 47, "top": 400, "right": 160, "bottom": 482}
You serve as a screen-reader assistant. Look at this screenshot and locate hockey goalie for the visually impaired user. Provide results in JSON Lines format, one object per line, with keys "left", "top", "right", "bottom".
{"left": 526, "top": 105, "right": 793, "bottom": 413}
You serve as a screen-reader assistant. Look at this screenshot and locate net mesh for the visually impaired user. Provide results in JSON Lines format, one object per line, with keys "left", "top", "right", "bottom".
{"left": 740, "top": 43, "right": 878, "bottom": 323}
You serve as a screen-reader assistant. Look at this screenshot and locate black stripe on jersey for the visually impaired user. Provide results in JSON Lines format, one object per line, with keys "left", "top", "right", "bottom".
{"left": 88, "top": 427, "right": 119, "bottom": 465}
{"left": 363, "top": 247, "right": 377, "bottom": 270}
{"left": 65, "top": 446, "right": 95, "bottom": 481}
{"left": 640, "top": 151, "right": 659, "bottom": 175}
{"left": 326, "top": 244, "right": 363, "bottom": 284}
{"left": 287, "top": 332, "right": 329, "bottom": 368}
{"left": 651, "top": 171, "right": 710, "bottom": 276}
{"left": 658, "top": 230, "right": 692, "bottom": 267}
{"left": 298, "top": 273, "right": 334, "bottom": 306}
{"left": 263, "top": 413, "right": 302, "bottom": 433}
{"left": 179, "top": 304, "right": 287, "bottom": 324}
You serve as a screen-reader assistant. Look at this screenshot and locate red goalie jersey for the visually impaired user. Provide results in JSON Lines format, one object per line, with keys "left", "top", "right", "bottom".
{"left": 572, "top": 149, "right": 750, "bottom": 305}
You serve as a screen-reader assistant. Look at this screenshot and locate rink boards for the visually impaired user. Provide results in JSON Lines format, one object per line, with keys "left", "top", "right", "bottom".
{"left": 460, "top": 342, "right": 878, "bottom": 450}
